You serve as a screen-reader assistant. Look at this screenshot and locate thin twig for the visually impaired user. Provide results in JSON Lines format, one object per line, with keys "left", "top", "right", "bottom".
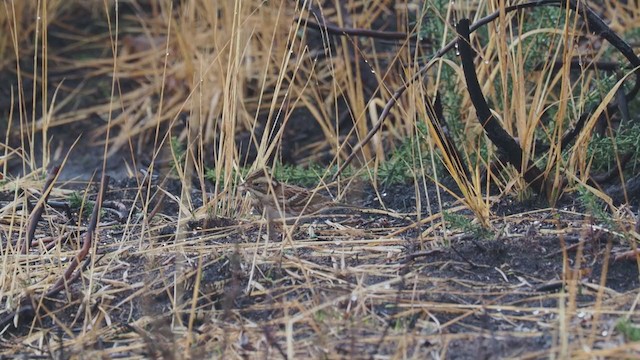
{"left": 23, "top": 165, "right": 60, "bottom": 254}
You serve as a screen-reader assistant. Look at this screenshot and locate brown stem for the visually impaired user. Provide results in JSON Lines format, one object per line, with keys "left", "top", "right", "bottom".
{"left": 45, "top": 175, "right": 109, "bottom": 297}
{"left": 457, "top": 18, "right": 547, "bottom": 195}
{"left": 23, "top": 166, "right": 60, "bottom": 254}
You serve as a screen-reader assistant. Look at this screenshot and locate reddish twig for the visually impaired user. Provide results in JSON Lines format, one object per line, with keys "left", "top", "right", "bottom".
{"left": 22, "top": 166, "right": 60, "bottom": 254}
{"left": 31, "top": 232, "right": 70, "bottom": 252}
{"left": 45, "top": 175, "right": 109, "bottom": 297}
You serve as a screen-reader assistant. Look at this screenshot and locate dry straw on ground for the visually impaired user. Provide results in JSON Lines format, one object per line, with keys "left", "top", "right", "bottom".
{"left": 0, "top": 0, "right": 639, "bottom": 358}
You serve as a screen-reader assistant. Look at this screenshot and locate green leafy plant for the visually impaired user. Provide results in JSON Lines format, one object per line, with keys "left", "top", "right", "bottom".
{"left": 272, "top": 163, "right": 327, "bottom": 187}
{"left": 378, "top": 121, "right": 436, "bottom": 185}
{"left": 170, "top": 135, "right": 187, "bottom": 174}
{"left": 587, "top": 123, "right": 640, "bottom": 173}
{"left": 576, "top": 186, "right": 614, "bottom": 228}
{"left": 616, "top": 318, "right": 640, "bottom": 341}
{"left": 68, "top": 192, "right": 94, "bottom": 218}
{"left": 443, "top": 211, "right": 493, "bottom": 240}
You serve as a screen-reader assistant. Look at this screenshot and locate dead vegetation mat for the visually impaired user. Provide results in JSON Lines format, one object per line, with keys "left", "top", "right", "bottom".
{"left": 0, "top": 178, "right": 638, "bottom": 359}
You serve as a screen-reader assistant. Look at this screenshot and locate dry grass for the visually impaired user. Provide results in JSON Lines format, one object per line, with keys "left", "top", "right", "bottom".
{"left": 1, "top": 0, "right": 640, "bottom": 358}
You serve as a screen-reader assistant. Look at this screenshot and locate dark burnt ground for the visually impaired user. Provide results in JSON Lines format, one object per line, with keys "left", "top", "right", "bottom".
{"left": 0, "top": 176, "right": 638, "bottom": 359}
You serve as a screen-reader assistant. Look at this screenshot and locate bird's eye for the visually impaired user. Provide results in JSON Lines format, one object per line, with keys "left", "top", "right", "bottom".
{"left": 254, "top": 182, "right": 268, "bottom": 192}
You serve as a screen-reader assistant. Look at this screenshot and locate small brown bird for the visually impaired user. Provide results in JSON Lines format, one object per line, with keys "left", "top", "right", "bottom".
{"left": 240, "top": 169, "right": 337, "bottom": 220}
{"left": 240, "top": 169, "right": 406, "bottom": 223}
